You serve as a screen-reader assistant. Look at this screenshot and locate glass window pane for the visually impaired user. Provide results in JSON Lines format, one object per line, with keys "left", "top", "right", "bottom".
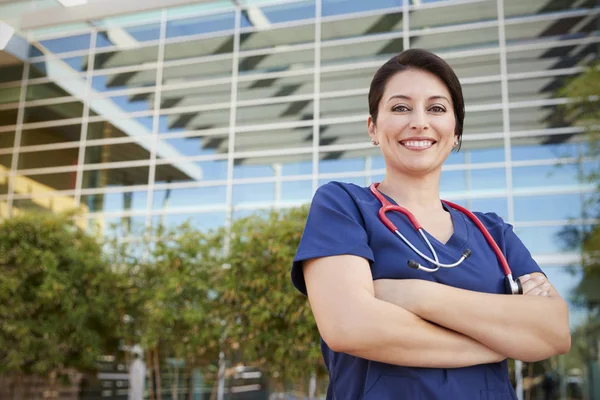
{"left": 319, "top": 148, "right": 377, "bottom": 174}
{"left": 39, "top": 33, "right": 92, "bottom": 54}
{"left": 152, "top": 185, "right": 227, "bottom": 210}
{"left": 16, "top": 171, "right": 76, "bottom": 192}
{"left": 318, "top": 176, "right": 366, "bottom": 187}
{"left": 410, "top": 1, "right": 497, "bottom": 30}
{"left": 240, "top": 22, "right": 314, "bottom": 52}
{"left": 512, "top": 164, "right": 582, "bottom": 190}
{"left": 322, "top": 9, "right": 402, "bottom": 41}
{"left": 23, "top": 101, "right": 85, "bottom": 124}
{"left": 514, "top": 193, "right": 583, "bottom": 222}
{"left": 464, "top": 109, "right": 503, "bottom": 135}
{"left": 320, "top": 67, "right": 373, "bottom": 93}
{"left": 440, "top": 170, "right": 467, "bottom": 195}
{"left": 161, "top": 132, "right": 230, "bottom": 158}
{"left": 18, "top": 148, "right": 79, "bottom": 170}
{"left": 239, "top": 47, "right": 313, "bottom": 77}
{"left": 504, "top": 0, "right": 593, "bottom": 18}
{"left": 257, "top": 1, "right": 315, "bottom": 24}
{"left": 0, "top": 64, "right": 24, "bottom": 84}
{"left": 232, "top": 182, "right": 274, "bottom": 206}
{"left": 91, "top": 92, "right": 156, "bottom": 115}
{"left": 21, "top": 123, "right": 82, "bottom": 146}
{"left": 515, "top": 225, "right": 573, "bottom": 255}
{"left": 153, "top": 162, "right": 209, "bottom": 185}
{"left": 162, "top": 82, "right": 231, "bottom": 110}
{"left": 29, "top": 56, "right": 88, "bottom": 79}
{"left": 507, "top": 40, "right": 597, "bottom": 75}
{"left": 468, "top": 168, "right": 507, "bottom": 193}
{"left": 163, "top": 35, "right": 233, "bottom": 62}
{"left": 82, "top": 166, "right": 149, "bottom": 189}
{"left": 84, "top": 142, "right": 152, "bottom": 164}
{"left": 463, "top": 80, "right": 502, "bottom": 107}
{"left": 469, "top": 197, "right": 509, "bottom": 221}
{"left": 410, "top": 26, "right": 499, "bottom": 53}
{"left": 87, "top": 117, "right": 154, "bottom": 140}
{"left": 508, "top": 74, "right": 577, "bottom": 103}
{"left": 0, "top": 198, "right": 7, "bottom": 216}
{"left": 92, "top": 68, "right": 157, "bottom": 93}
{"left": 318, "top": 122, "right": 366, "bottom": 147}
{"left": 504, "top": 10, "right": 597, "bottom": 46}
{"left": 0, "top": 86, "right": 21, "bottom": 104}
{"left": 0, "top": 153, "right": 11, "bottom": 176}
{"left": 26, "top": 81, "right": 73, "bottom": 101}
{"left": 154, "top": 159, "right": 225, "bottom": 184}
{"left": 159, "top": 108, "right": 229, "bottom": 135}
{"left": 0, "top": 132, "right": 15, "bottom": 149}
{"left": 321, "top": 36, "right": 403, "bottom": 69}
{"left": 234, "top": 153, "right": 312, "bottom": 178}
{"left": 81, "top": 190, "right": 148, "bottom": 213}
{"left": 151, "top": 212, "right": 227, "bottom": 233}
{"left": 448, "top": 52, "right": 501, "bottom": 81}
{"left": 237, "top": 99, "right": 313, "bottom": 127}
{"left": 162, "top": 57, "right": 232, "bottom": 85}
{"left": 239, "top": 71, "right": 312, "bottom": 102}
{"left": 235, "top": 126, "right": 312, "bottom": 153}
{"left": 167, "top": 12, "right": 235, "bottom": 38}
{"left": 94, "top": 45, "right": 159, "bottom": 70}
{"left": 510, "top": 104, "right": 576, "bottom": 132}
{"left": 511, "top": 137, "right": 584, "bottom": 161}
{"left": 13, "top": 192, "right": 83, "bottom": 214}
{"left": 281, "top": 179, "right": 313, "bottom": 203}
{"left": 322, "top": 0, "right": 400, "bottom": 17}
{"left": 0, "top": 108, "right": 18, "bottom": 127}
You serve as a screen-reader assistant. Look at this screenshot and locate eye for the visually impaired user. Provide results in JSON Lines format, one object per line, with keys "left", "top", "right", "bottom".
{"left": 392, "top": 105, "right": 410, "bottom": 112}
{"left": 429, "top": 105, "right": 446, "bottom": 113}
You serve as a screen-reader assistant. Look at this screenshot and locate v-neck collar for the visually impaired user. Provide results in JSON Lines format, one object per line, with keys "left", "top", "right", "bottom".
{"left": 375, "top": 189, "right": 469, "bottom": 250}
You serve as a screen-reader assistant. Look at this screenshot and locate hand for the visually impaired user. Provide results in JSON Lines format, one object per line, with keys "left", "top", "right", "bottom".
{"left": 518, "top": 274, "right": 551, "bottom": 297}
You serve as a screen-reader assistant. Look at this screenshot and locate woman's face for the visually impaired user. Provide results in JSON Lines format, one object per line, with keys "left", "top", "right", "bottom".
{"left": 368, "top": 69, "right": 458, "bottom": 177}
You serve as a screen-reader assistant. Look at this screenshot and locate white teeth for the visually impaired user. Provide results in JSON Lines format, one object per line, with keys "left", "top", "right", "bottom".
{"left": 402, "top": 140, "right": 434, "bottom": 148}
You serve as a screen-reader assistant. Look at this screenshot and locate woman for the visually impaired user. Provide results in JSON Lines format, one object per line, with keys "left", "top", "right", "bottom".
{"left": 290, "top": 49, "right": 571, "bottom": 399}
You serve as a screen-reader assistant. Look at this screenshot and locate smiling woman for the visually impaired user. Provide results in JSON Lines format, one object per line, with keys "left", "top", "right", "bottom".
{"left": 291, "top": 49, "right": 570, "bottom": 400}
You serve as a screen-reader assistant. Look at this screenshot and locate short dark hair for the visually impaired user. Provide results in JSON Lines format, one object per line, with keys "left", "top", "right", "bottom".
{"left": 368, "top": 49, "right": 465, "bottom": 148}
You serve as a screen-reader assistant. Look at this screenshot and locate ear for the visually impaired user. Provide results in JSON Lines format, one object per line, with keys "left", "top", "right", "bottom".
{"left": 367, "top": 115, "right": 377, "bottom": 141}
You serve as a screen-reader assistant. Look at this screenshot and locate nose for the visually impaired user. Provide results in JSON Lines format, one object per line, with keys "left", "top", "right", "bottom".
{"left": 409, "top": 109, "right": 429, "bottom": 130}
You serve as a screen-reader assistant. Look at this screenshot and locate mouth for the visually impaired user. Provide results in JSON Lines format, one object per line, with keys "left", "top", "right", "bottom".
{"left": 399, "top": 138, "right": 437, "bottom": 150}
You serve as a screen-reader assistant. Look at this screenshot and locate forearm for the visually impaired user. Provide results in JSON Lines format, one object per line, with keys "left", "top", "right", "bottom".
{"left": 388, "top": 281, "right": 571, "bottom": 362}
{"left": 328, "top": 296, "right": 505, "bottom": 368}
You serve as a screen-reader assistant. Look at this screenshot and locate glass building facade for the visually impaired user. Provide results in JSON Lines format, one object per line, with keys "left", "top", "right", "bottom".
{"left": 0, "top": 0, "right": 598, "bottom": 398}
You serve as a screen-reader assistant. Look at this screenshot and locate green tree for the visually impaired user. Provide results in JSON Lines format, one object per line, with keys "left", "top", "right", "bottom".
{"left": 212, "top": 206, "right": 325, "bottom": 395}
{"left": 556, "top": 61, "right": 600, "bottom": 399}
{"left": 0, "top": 212, "right": 123, "bottom": 397}
{"left": 107, "top": 222, "right": 223, "bottom": 400}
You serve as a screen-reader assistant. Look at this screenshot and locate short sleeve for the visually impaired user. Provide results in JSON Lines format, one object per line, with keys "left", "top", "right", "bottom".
{"left": 291, "top": 182, "right": 374, "bottom": 295}
{"left": 485, "top": 212, "right": 544, "bottom": 279}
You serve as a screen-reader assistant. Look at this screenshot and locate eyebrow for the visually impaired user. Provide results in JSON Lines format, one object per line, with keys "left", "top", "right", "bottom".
{"left": 386, "top": 94, "right": 451, "bottom": 104}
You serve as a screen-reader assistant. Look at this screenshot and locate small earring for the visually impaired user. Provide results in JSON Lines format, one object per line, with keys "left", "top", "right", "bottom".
{"left": 454, "top": 140, "right": 459, "bottom": 146}
{"left": 371, "top": 140, "right": 379, "bottom": 146}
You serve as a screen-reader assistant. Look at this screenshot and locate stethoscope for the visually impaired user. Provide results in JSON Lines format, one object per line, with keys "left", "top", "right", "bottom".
{"left": 369, "top": 183, "right": 523, "bottom": 295}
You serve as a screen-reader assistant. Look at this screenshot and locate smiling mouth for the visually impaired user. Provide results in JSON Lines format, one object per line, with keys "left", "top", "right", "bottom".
{"left": 399, "top": 139, "right": 436, "bottom": 150}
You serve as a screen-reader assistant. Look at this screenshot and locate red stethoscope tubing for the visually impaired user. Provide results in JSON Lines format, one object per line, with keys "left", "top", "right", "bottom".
{"left": 369, "top": 183, "right": 512, "bottom": 278}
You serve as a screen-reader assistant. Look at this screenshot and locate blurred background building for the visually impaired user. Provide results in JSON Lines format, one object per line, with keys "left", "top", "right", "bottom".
{"left": 0, "top": 0, "right": 598, "bottom": 398}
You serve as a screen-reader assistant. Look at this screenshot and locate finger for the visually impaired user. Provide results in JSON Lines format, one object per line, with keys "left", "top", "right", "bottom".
{"left": 521, "top": 276, "right": 547, "bottom": 294}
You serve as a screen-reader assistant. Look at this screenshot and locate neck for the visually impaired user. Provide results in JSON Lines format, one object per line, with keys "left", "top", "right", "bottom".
{"left": 377, "top": 169, "right": 443, "bottom": 212}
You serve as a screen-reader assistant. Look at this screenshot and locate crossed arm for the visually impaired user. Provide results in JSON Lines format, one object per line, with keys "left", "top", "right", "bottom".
{"left": 303, "top": 255, "right": 571, "bottom": 369}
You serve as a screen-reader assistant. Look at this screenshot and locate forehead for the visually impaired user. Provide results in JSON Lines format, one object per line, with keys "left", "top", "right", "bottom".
{"left": 383, "top": 69, "right": 451, "bottom": 99}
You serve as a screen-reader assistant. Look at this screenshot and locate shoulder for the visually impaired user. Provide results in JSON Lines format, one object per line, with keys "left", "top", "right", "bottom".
{"left": 313, "top": 180, "right": 374, "bottom": 206}
{"left": 472, "top": 211, "right": 507, "bottom": 229}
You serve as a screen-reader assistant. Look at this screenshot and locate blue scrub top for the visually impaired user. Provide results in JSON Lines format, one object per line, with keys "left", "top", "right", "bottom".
{"left": 291, "top": 181, "right": 543, "bottom": 400}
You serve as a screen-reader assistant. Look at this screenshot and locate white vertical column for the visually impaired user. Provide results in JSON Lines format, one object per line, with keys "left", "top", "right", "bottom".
{"left": 312, "top": 0, "right": 322, "bottom": 194}
{"left": 225, "top": 6, "right": 242, "bottom": 230}
{"left": 497, "top": 0, "right": 520, "bottom": 398}
{"left": 6, "top": 42, "right": 29, "bottom": 217}
{"left": 73, "top": 30, "right": 97, "bottom": 210}
{"left": 145, "top": 10, "right": 168, "bottom": 229}
{"left": 403, "top": 0, "right": 410, "bottom": 50}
